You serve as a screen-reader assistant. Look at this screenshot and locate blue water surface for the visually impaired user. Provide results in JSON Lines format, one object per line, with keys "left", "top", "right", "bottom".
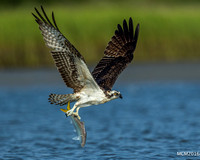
{"left": 0, "top": 72, "right": 200, "bottom": 159}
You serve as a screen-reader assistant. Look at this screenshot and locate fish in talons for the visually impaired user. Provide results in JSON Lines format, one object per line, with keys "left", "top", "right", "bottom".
{"left": 60, "top": 101, "right": 87, "bottom": 147}
{"left": 60, "top": 102, "right": 81, "bottom": 120}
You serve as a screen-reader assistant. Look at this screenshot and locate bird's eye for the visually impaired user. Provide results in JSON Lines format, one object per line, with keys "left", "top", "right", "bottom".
{"left": 114, "top": 93, "right": 117, "bottom": 96}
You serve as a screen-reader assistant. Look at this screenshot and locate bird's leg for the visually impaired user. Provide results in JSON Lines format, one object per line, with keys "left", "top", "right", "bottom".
{"left": 66, "top": 104, "right": 77, "bottom": 116}
{"left": 64, "top": 102, "right": 81, "bottom": 119}
{"left": 73, "top": 107, "right": 81, "bottom": 120}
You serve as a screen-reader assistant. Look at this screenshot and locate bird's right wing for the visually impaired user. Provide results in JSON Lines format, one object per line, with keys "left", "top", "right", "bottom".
{"left": 92, "top": 18, "right": 139, "bottom": 90}
{"left": 32, "top": 6, "right": 100, "bottom": 93}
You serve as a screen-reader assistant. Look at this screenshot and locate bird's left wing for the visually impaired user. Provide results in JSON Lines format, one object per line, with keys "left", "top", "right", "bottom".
{"left": 92, "top": 18, "right": 139, "bottom": 90}
{"left": 32, "top": 6, "right": 100, "bottom": 93}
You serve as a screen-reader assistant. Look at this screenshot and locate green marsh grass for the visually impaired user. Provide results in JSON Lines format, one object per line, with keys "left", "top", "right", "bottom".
{"left": 0, "top": 4, "right": 200, "bottom": 67}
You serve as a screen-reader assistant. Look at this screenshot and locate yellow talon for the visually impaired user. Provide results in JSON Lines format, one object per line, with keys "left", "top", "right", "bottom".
{"left": 60, "top": 108, "right": 68, "bottom": 113}
{"left": 60, "top": 101, "right": 71, "bottom": 113}
{"left": 67, "top": 101, "right": 70, "bottom": 110}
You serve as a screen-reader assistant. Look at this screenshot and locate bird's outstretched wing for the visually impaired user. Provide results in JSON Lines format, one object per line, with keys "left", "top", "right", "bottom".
{"left": 92, "top": 18, "right": 139, "bottom": 90}
{"left": 32, "top": 6, "right": 100, "bottom": 93}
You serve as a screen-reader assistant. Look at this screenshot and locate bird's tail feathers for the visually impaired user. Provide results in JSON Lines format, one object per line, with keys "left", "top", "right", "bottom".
{"left": 48, "top": 93, "right": 78, "bottom": 106}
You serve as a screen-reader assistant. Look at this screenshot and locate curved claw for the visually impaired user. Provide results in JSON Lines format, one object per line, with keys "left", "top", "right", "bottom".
{"left": 66, "top": 110, "right": 81, "bottom": 120}
{"left": 60, "top": 101, "right": 81, "bottom": 119}
{"left": 66, "top": 109, "right": 74, "bottom": 116}
{"left": 73, "top": 112, "right": 81, "bottom": 120}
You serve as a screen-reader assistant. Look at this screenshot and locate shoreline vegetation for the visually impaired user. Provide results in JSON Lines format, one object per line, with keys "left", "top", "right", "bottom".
{"left": 0, "top": 1, "right": 200, "bottom": 68}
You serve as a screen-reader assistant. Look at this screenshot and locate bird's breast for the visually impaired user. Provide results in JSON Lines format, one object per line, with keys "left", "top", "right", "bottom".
{"left": 78, "top": 91, "right": 107, "bottom": 107}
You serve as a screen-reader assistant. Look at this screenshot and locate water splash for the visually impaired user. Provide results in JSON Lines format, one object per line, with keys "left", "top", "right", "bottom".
{"left": 72, "top": 136, "right": 80, "bottom": 141}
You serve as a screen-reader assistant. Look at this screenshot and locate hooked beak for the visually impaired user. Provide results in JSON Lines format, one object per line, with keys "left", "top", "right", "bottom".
{"left": 119, "top": 94, "right": 123, "bottom": 99}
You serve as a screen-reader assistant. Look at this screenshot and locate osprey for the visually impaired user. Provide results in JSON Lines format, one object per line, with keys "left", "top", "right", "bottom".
{"left": 32, "top": 6, "right": 139, "bottom": 119}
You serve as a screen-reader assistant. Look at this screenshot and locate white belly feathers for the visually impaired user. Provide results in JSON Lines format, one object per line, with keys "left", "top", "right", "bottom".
{"left": 76, "top": 90, "right": 107, "bottom": 108}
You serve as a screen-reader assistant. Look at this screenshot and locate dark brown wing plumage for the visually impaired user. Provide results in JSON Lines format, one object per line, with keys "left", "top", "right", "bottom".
{"left": 92, "top": 18, "right": 139, "bottom": 90}
{"left": 32, "top": 6, "right": 95, "bottom": 93}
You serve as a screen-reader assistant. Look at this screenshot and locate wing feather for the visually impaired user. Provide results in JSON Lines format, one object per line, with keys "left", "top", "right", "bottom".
{"left": 92, "top": 18, "right": 139, "bottom": 90}
{"left": 33, "top": 6, "right": 99, "bottom": 93}
{"left": 52, "top": 12, "right": 60, "bottom": 32}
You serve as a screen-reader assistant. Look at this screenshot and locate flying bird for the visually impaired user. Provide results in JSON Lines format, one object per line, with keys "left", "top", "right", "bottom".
{"left": 32, "top": 6, "right": 139, "bottom": 119}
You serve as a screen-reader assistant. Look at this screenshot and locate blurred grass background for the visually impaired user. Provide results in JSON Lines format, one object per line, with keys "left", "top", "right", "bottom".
{"left": 0, "top": 0, "right": 200, "bottom": 68}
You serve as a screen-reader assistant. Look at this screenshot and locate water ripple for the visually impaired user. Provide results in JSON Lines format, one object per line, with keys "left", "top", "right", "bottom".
{"left": 0, "top": 82, "right": 200, "bottom": 159}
